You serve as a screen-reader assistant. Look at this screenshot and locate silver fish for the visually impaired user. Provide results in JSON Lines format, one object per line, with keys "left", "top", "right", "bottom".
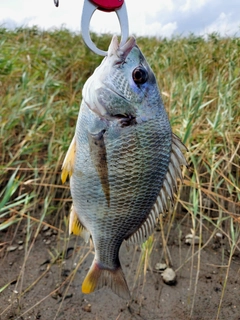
{"left": 62, "top": 35, "right": 187, "bottom": 299}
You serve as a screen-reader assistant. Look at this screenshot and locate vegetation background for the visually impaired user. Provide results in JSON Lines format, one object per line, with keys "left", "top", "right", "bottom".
{"left": 0, "top": 27, "right": 239, "bottom": 319}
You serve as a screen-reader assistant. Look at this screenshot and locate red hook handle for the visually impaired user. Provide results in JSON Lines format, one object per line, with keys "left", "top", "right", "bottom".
{"left": 90, "top": 0, "right": 124, "bottom": 11}
{"left": 54, "top": 0, "right": 129, "bottom": 55}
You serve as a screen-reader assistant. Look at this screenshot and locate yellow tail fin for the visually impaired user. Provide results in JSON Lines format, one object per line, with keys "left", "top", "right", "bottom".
{"left": 82, "top": 261, "right": 130, "bottom": 300}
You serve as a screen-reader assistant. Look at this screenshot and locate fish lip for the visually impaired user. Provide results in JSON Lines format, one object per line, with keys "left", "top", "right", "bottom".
{"left": 108, "top": 36, "right": 136, "bottom": 61}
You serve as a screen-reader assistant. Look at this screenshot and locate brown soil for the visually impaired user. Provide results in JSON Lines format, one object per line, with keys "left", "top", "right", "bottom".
{"left": 0, "top": 215, "right": 240, "bottom": 320}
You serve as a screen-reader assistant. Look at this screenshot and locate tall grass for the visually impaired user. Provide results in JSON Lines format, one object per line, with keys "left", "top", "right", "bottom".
{"left": 0, "top": 27, "right": 239, "bottom": 319}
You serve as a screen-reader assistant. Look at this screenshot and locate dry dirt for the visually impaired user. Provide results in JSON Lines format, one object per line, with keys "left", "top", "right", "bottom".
{"left": 1, "top": 214, "right": 240, "bottom": 320}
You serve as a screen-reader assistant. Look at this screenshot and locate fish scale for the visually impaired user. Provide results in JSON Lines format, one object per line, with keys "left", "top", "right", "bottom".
{"left": 62, "top": 35, "right": 187, "bottom": 299}
{"left": 71, "top": 102, "right": 172, "bottom": 280}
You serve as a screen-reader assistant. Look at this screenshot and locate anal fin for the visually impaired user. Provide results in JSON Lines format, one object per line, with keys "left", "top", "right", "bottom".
{"left": 69, "top": 204, "right": 90, "bottom": 243}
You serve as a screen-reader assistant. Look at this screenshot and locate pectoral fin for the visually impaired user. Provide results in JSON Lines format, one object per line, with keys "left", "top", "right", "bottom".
{"left": 69, "top": 204, "right": 90, "bottom": 243}
{"left": 88, "top": 130, "right": 110, "bottom": 206}
{"left": 61, "top": 135, "right": 76, "bottom": 183}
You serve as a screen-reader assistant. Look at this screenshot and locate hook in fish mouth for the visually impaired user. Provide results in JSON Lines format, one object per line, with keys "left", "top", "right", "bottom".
{"left": 108, "top": 35, "right": 136, "bottom": 61}
{"left": 81, "top": 2, "right": 129, "bottom": 56}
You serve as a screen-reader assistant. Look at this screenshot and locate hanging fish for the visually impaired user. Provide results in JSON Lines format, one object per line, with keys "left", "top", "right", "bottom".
{"left": 62, "top": 35, "right": 187, "bottom": 299}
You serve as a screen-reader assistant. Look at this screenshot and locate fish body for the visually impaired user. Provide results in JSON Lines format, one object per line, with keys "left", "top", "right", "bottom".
{"left": 62, "top": 36, "right": 187, "bottom": 299}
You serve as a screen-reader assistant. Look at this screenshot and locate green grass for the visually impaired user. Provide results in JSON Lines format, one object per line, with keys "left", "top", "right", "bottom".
{"left": 0, "top": 27, "right": 239, "bottom": 319}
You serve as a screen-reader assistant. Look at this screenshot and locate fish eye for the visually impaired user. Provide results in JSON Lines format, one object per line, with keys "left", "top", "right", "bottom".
{"left": 132, "top": 66, "right": 148, "bottom": 85}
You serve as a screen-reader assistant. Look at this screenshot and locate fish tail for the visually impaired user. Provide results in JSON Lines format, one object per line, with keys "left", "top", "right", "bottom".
{"left": 82, "top": 260, "right": 130, "bottom": 300}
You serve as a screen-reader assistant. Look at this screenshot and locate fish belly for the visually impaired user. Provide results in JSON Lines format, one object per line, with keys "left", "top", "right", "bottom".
{"left": 70, "top": 102, "right": 172, "bottom": 267}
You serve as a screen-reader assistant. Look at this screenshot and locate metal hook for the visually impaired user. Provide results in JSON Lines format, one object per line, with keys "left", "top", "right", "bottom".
{"left": 81, "top": 0, "right": 129, "bottom": 56}
{"left": 54, "top": 0, "right": 59, "bottom": 7}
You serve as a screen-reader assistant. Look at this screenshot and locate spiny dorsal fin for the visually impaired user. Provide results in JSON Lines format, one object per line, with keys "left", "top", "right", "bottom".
{"left": 61, "top": 135, "right": 76, "bottom": 184}
{"left": 69, "top": 204, "right": 90, "bottom": 243}
{"left": 126, "top": 133, "right": 187, "bottom": 245}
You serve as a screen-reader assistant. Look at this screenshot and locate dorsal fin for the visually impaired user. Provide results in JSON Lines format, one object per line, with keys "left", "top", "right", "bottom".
{"left": 61, "top": 135, "right": 76, "bottom": 183}
{"left": 69, "top": 204, "right": 90, "bottom": 243}
{"left": 126, "top": 133, "right": 187, "bottom": 245}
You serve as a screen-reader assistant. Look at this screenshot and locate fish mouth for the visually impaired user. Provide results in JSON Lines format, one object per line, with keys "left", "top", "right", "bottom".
{"left": 108, "top": 36, "right": 136, "bottom": 62}
{"left": 102, "top": 36, "right": 137, "bottom": 104}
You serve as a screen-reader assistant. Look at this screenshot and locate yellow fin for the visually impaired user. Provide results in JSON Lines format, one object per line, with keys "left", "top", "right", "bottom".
{"left": 61, "top": 135, "right": 76, "bottom": 183}
{"left": 82, "top": 261, "right": 130, "bottom": 299}
{"left": 69, "top": 205, "right": 90, "bottom": 242}
{"left": 82, "top": 262, "right": 100, "bottom": 294}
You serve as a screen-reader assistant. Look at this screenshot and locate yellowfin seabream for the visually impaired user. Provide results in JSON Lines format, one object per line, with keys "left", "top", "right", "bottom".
{"left": 62, "top": 36, "right": 187, "bottom": 299}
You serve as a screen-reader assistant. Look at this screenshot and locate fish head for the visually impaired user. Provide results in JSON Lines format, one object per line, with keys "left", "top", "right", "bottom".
{"left": 83, "top": 35, "right": 164, "bottom": 122}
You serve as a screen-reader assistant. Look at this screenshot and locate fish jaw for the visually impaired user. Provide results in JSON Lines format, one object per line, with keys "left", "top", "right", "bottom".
{"left": 108, "top": 35, "right": 136, "bottom": 61}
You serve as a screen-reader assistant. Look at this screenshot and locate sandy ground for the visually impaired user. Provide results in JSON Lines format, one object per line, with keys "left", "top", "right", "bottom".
{"left": 1, "top": 214, "right": 240, "bottom": 320}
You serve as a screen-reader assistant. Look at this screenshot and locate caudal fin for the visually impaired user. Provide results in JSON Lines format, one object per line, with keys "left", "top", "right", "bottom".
{"left": 82, "top": 261, "right": 130, "bottom": 300}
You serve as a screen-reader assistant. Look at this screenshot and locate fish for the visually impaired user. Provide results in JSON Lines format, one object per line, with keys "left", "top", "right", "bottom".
{"left": 61, "top": 35, "right": 187, "bottom": 300}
